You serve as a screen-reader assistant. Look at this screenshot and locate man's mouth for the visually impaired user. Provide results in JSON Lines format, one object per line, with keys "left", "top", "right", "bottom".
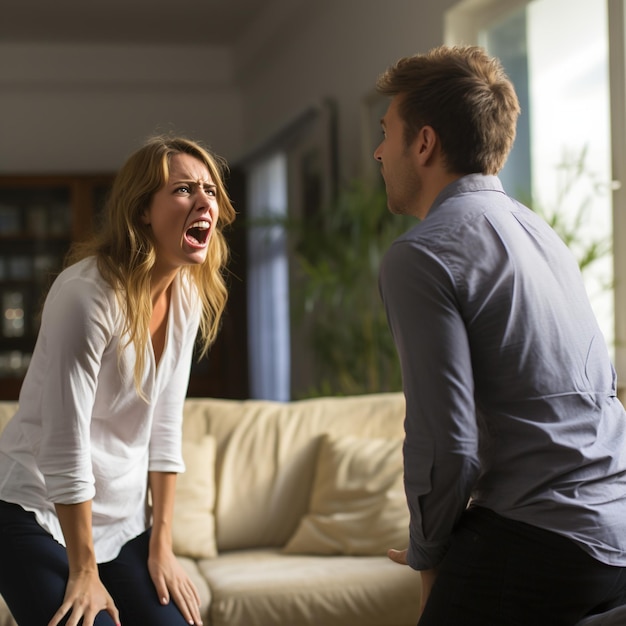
{"left": 184, "top": 220, "right": 211, "bottom": 247}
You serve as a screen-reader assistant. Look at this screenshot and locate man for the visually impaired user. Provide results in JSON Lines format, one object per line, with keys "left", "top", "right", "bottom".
{"left": 375, "top": 45, "right": 626, "bottom": 625}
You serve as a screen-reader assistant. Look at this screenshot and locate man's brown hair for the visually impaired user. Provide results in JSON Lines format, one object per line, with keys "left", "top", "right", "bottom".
{"left": 376, "top": 45, "right": 520, "bottom": 175}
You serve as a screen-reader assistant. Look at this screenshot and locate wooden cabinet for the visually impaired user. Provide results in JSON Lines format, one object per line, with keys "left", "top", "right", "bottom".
{"left": 0, "top": 175, "right": 113, "bottom": 400}
{"left": 0, "top": 172, "right": 248, "bottom": 401}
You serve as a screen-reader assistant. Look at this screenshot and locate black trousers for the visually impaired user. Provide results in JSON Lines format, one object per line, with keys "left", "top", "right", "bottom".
{"left": 418, "top": 506, "right": 626, "bottom": 626}
{"left": 0, "top": 500, "right": 191, "bottom": 626}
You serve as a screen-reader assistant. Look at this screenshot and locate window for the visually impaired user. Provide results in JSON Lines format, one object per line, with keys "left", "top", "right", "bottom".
{"left": 246, "top": 153, "right": 291, "bottom": 401}
{"left": 447, "top": 0, "right": 616, "bottom": 366}
{"left": 243, "top": 101, "right": 337, "bottom": 399}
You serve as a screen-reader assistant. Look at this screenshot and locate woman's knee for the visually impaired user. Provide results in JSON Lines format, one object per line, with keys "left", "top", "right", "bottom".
{"left": 0, "top": 501, "right": 71, "bottom": 624}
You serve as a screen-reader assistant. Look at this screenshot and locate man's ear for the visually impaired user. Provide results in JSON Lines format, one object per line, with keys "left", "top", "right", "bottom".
{"left": 412, "top": 125, "right": 439, "bottom": 166}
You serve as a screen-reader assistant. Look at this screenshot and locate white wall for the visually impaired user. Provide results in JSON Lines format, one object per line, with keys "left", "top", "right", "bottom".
{"left": 0, "top": 1, "right": 457, "bottom": 176}
{"left": 233, "top": 0, "right": 458, "bottom": 181}
{"left": 0, "top": 43, "right": 243, "bottom": 173}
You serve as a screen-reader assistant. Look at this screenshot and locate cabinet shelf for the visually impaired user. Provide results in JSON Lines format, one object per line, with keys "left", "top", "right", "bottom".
{"left": 0, "top": 174, "right": 113, "bottom": 399}
{"left": 0, "top": 234, "right": 71, "bottom": 242}
{"left": 0, "top": 170, "right": 249, "bottom": 401}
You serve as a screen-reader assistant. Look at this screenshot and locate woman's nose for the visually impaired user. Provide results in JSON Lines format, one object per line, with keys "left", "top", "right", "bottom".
{"left": 196, "top": 189, "right": 212, "bottom": 206}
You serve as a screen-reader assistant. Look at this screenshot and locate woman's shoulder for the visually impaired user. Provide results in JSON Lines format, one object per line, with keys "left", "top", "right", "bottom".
{"left": 51, "top": 257, "right": 109, "bottom": 291}
{"left": 45, "top": 256, "right": 118, "bottom": 318}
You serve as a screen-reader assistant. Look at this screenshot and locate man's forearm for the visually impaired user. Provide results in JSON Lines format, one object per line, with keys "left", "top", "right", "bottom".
{"left": 420, "top": 568, "right": 438, "bottom": 614}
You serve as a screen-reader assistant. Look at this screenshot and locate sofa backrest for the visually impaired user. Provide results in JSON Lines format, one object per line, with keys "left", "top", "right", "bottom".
{"left": 181, "top": 393, "right": 406, "bottom": 551}
{"left": 0, "top": 392, "right": 406, "bottom": 552}
{"left": 0, "top": 403, "right": 16, "bottom": 433}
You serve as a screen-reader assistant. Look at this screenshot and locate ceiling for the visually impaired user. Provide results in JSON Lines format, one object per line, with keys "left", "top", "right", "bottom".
{"left": 0, "top": 0, "right": 271, "bottom": 46}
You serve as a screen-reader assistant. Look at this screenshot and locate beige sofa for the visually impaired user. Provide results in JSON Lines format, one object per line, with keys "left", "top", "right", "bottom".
{"left": 0, "top": 393, "right": 420, "bottom": 626}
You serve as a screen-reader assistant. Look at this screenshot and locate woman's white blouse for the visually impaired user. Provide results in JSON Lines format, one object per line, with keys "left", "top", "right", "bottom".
{"left": 0, "top": 257, "right": 200, "bottom": 562}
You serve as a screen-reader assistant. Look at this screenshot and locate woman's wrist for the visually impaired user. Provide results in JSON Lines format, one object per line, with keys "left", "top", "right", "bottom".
{"left": 149, "top": 525, "right": 173, "bottom": 555}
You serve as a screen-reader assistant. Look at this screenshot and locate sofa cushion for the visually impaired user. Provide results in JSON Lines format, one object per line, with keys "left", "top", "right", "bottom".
{"left": 283, "top": 434, "right": 409, "bottom": 556}
{"left": 576, "top": 605, "right": 626, "bottom": 625}
{"left": 197, "top": 548, "right": 420, "bottom": 626}
{"left": 172, "top": 435, "right": 217, "bottom": 559}
{"left": 191, "top": 393, "right": 406, "bottom": 551}
{"left": 0, "top": 403, "right": 17, "bottom": 432}
{"left": 0, "top": 593, "right": 16, "bottom": 626}
{"left": 176, "top": 556, "right": 212, "bottom": 624}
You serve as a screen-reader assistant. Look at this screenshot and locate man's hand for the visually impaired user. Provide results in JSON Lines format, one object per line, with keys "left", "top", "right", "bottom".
{"left": 387, "top": 548, "right": 437, "bottom": 615}
{"left": 387, "top": 548, "right": 409, "bottom": 565}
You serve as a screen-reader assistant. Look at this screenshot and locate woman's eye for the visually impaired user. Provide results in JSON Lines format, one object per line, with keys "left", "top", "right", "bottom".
{"left": 176, "top": 186, "right": 191, "bottom": 193}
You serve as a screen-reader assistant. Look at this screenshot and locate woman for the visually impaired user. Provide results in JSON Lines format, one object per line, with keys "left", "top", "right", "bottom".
{"left": 0, "top": 136, "right": 236, "bottom": 626}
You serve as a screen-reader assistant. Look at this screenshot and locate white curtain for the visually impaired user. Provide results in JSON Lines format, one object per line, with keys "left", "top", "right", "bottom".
{"left": 246, "top": 153, "right": 291, "bottom": 401}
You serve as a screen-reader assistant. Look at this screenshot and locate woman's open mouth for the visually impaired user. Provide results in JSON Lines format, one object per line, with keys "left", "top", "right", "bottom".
{"left": 184, "top": 220, "right": 211, "bottom": 248}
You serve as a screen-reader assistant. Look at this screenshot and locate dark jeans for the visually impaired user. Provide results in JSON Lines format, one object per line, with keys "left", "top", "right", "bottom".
{"left": 418, "top": 506, "right": 626, "bottom": 626}
{"left": 0, "top": 500, "right": 191, "bottom": 626}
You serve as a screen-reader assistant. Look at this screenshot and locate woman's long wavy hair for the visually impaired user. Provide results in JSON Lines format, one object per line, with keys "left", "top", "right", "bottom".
{"left": 67, "top": 136, "right": 236, "bottom": 395}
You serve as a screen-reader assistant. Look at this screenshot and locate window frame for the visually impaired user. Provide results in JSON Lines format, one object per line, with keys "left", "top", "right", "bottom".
{"left": 446, "top": 0, "right": 626, "bottom": 384}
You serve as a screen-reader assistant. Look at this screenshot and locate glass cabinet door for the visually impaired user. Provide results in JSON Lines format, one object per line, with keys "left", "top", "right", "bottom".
{"left": 0, "top": 176, "right": 112, "bottom": 399}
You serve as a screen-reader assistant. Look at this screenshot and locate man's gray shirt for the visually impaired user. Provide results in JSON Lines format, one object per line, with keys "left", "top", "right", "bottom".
{"left": 379, "top": 174, "right": 626, "bottom": 570}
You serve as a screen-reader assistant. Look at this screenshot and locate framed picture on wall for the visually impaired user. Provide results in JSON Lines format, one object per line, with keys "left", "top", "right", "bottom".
{"left": 285, "top": 98, "right": 338, "bottom": 225}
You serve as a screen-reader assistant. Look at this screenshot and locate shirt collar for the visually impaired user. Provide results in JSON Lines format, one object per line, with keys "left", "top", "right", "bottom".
{"left": 427, "top": 174, "right": 505, "bottom": 218}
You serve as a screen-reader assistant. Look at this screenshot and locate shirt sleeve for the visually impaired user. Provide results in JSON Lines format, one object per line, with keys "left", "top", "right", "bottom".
{"left": 148, "top": 287, "right": 200, "bottom": 474}
{"left": 35, "top": 275, "right": 114, "bottom": 504}
{"left": 379, "top": 239, "right": 481, "bottom": 570}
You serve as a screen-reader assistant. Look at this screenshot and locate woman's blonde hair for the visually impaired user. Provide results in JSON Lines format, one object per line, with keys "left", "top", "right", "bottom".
{"left": 67, "top": 136, "right": 236, "bottom": 394}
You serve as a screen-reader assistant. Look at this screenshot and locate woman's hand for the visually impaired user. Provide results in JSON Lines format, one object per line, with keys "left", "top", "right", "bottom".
{"left": 148, "top": 471, "right": 202, "bottom": 624}
{"left": 148, "top": 545, "right": 202, "bottom": 626}
{"left": 47, "top": 569, "right": 119, "bottom": 626}
{"left": 51, "top": 501, "right": 120, "bottom": 626}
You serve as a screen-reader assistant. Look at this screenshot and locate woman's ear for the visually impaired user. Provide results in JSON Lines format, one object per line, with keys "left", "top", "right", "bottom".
{"left": 140, "top": 208, "right": 151, "bottom": 226}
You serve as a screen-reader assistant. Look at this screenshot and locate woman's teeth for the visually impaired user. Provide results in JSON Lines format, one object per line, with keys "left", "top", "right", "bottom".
{"left": 186, "top": 220, "right": 211, "bottom": 244}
